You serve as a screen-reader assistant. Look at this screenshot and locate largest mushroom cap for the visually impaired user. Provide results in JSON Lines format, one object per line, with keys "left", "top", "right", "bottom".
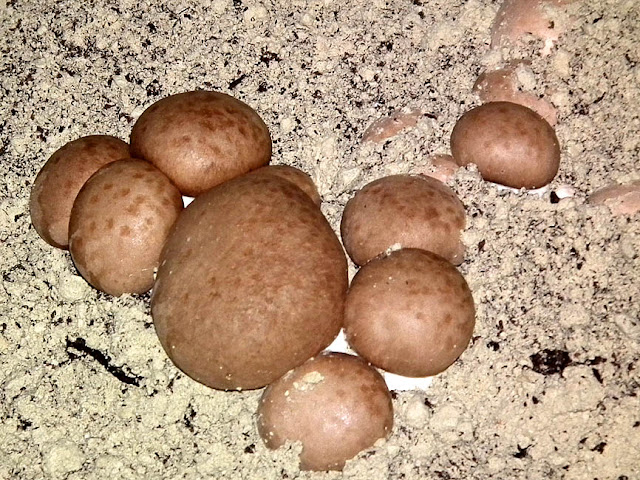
{"left": 130, "top": 90, "right": 272, "bottom": 197}
{"left": 151, "top": 172, "right": 348, "bottom": 390}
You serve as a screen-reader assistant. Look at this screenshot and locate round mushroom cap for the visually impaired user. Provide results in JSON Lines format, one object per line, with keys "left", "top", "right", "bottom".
{"left": 490, "top": 0, "right": 574, "bottom": 56}
{"left": 257, "top": 352, "right": 394, "bottom": 471}
{"left": 69, "top": 159, "right": 183, "bottom": 296}
{"left": 450, "top": 101, "right": 560, "bottom": 189}
{"left": 130, "top": 90, "right": 272, "bottom": 196}
{"left": 344, "top": 248, "right": 475, "bottom": 377}
{"left": 151, "top": 172, "right": 348, "bottom": 390}
{"left": 30, "top": 135, "right": 130, "bottom": 249}
{"left": 250, "top": 165, "right": 322, "bottom": 206}
{"left": 340, "top": 174, "right": 466, "bottom": 266}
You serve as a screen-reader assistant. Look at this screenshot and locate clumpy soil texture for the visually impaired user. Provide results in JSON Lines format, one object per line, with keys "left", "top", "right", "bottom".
{"left": 1, "top": 0, "right": 638, "bottom": 478}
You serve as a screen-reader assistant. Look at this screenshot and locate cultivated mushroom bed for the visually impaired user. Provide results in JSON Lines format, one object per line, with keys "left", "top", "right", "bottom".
{"left": 1, "top": 0, "right": 639, "bottom": 478}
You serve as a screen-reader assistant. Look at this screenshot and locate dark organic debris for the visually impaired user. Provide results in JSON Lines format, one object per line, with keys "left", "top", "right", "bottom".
{"left": 65, "top": 337, "right": 143, "bottom": 386}
{"left": 530, "top": 349, "right": 572, "bottom": 376}
{"left": 513, "top": 444, "right": 531, "bottom": 458}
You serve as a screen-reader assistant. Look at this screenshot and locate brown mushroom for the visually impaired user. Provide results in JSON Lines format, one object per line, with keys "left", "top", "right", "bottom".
{"left": 130, "top": 90, "right": 272, "bottom": 196}
{"left": 344, "top": 248, "right": 475, "bottom": 377}
{"left": 151, "top": 172, "right": 348, "bottom": 390}
{"left": 68, "top": 159, "right": 183, "bottom": 296}
{"left": 30, "top": 135, "right": 130, "bottom": 249}
{"left": 422, "top": 154, "right": 460, "bottom": 184}
{"left": 588, "top": 180, "right": 640, "bottom": 216}
{"left": 341, "top": 174, "right": 466, "bottom": 266}
{"left": 473, "top": 65, "right": 558, "bottom": 126}
{"left": 257, "top": 352, "right": 394, "bottom": 471}
{"left": 490, "top": 0, "right": 576, "bottom": 56}
{"left": 361, "top": 108, "right": 422, "bottom": 144}
{"left": 450, "top": 101, "right": 560, "bottom": 189}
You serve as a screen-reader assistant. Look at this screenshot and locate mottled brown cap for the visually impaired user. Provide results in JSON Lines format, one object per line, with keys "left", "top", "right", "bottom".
{"left": 130, "top": 90, "right": 272, "bottom": 196}
{"left": 341, "top": 174, "right": 466, "bottom": 266}
{"left": 450, "top": 101, "right": 560, "bottom": 189}
{"left": 151, "top": 172, "right": 348, "bottom": 390}
{"left": 344, "top": 248, "right": 475, "bottom": 377}
{"left": 69, "top": 159, "right": 183, "bottom": 296}
{"left": 249, "top": 164, "right": 322, "bottom": 206}
{"left": 30, "top": 135, "right": 130, "bottom": 249}
{"left": 257, "top": 352, "right": 393, "bottom": 471}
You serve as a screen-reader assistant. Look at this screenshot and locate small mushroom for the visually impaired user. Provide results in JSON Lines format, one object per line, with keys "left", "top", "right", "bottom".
{"left": 361, "top": 108, "right": 422, "bottom": 144}
{"left": 422, "top": 154, "right": 460, "bottom": 184}
{"left": 257, "top": 352, "right": 393, "bottom": 471}
{"left": 344, "top": 248, "right": 475, "bottom": 377}
{"left": 30, "top": 135, "right": 130, "bottom": 249}
{"left": 588, "top": 180, "right": 640, "bottom": 216}
{"left": 450, "top": 101, "right": 560, "bottom": 189}
{"left": 473, "top": 64, "right": 558, "bottom": 126}
{"left": 341, "top": 175, "right": 466, "bottom": 266}
{"left": 490, "top": 0, "right": 577, "bottom": 56}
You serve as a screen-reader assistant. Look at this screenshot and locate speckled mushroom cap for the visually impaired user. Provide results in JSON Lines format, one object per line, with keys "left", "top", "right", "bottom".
{"left": 340, "top": 174, "right": 466, "bottom": 266}
{"left": 29, "top": 135, "right": 131, "bottom": 249}
{"left": 68, "top": 159, "right": 183, "bottom": 296}
{"left": 151, "top": 172, "right": 348, "bottom": 391}
{"left": 450, "top": 101, "right": 560, "bottom": 189}
{"left": 344, "top": 248, "right": 475, "bottom": 377}
{"left": 130, "top": 90, "right": 272, "bottom": 197}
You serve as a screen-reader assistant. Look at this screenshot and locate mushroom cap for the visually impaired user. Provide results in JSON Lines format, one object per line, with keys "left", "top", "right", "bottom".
{"left": 341, "top": 174, "right": 466, "bottom": 266}
{"left": 151, "top": 172, "right": 348, "bottom": 390}
{"left": 450, "top": 101, "right": 560, "bottom": 189}
{"left": 588, "top": 180, "right": 640, "bottom": 216}
{"left": 422, "top": 154, "right": 460, "bottom": 184}
{"left": 30, "top": 135, "right": 130, "bottom": 249}
{"left": 69, "top": 159, "right": 183, "bottom": 296}
{"left": 490, "top": 0, "right": 575, "bottom": 56}
{"left": 130, "top": 90, "right": 271, "bottom": 196}
{"left": 257, "top": 352, "right": 394, "bottom": 471}
{"left": 344, "top": 248, "right": 475, "bottom": 377}
{"left": 473, "top": 65, "right": 558, "bottom": 126}
{"left": 361, "top": 108, "right": 422, "bottom": 144}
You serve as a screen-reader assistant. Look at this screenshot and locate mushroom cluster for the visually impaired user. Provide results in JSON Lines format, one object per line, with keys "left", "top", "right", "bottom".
{"left": 29, "top": 88, "right": 482, "bottom": 471}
